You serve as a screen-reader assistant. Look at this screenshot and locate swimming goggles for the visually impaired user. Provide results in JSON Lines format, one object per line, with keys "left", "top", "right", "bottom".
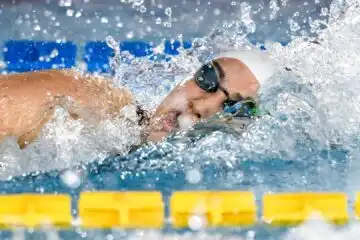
{"left": 194, "top": 60, "right": 259, "bottom": 118}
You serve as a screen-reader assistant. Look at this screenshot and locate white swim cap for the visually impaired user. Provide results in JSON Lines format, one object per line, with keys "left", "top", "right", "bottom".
{"left": 216, "top": 49, "right": 276, "bottom": 87}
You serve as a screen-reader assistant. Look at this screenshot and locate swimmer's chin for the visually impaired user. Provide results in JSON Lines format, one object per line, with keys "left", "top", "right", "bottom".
{"left": 146, "top": 118, "right": 196, "bottom": 142}
{"left": 146, "top": 118, "right": 179, "bottom": 142}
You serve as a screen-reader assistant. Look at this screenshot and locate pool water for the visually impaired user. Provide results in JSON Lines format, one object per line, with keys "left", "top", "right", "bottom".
{"left": 1, "top": 0, "right": 360, "bottom": 239}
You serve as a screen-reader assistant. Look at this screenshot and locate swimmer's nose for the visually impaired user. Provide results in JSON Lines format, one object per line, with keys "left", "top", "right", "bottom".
{"left": 190, "top": 98, "right": 222, "bottom": 119}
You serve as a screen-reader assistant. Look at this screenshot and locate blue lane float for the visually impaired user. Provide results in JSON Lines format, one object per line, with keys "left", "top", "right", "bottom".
{"left": 2, "top": 39, "right": 286, "bottom": 73}
{"left": 3, "top": 40, "right": 77, "bottom": 72}
{"left": 83, "top": 41, "right": 113, "bottom": 73}
{"left": 83, "top": 40, "right": 192, "bottom": 73}
{"left": 164, "top": 39, "right": 192, "bottom": 55}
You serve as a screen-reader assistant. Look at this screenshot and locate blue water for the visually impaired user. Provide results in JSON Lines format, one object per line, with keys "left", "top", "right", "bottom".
{"left": 0, "top": 143, "right": 351, "bottom": 239}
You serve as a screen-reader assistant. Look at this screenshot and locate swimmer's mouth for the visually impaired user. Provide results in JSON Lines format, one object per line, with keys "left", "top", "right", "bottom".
{"left": 160, "top": 111, "right": 180, "bottom": 133}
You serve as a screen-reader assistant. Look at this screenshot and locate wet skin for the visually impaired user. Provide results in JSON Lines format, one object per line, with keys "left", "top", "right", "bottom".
{"left": 0, "top": 57, "right": 259, "bottom": 148}
{"left": 147, "top": 57, "right": 260, "bottom": 141}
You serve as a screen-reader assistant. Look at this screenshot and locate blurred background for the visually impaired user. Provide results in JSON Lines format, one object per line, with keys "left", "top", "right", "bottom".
{"left": 0, "top": 0, "right": 334, "bottom": 44}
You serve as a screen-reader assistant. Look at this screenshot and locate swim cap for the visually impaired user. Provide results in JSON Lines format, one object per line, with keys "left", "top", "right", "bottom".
{"left": 216, "top": 49, "right": 276, "bottom": 87}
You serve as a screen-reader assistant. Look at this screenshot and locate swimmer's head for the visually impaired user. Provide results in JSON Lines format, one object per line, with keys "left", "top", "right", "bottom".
{"left": 147, "top": 48, "right": 276, "bottom": 141}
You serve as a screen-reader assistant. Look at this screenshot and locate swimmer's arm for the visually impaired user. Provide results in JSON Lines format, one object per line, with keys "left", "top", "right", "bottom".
{"left": 0, "top": 69, "right": 134, "bottom": 148}
{"left": 6, "top": 69, "right": 134, "bottom": 119}
{"left": 57, "top": 69, "right": 134, "bottom": 119}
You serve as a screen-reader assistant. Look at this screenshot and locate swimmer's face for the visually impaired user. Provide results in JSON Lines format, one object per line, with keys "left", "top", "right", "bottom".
{"left": 147, "top": 57, "right": 260, "bottom": 141}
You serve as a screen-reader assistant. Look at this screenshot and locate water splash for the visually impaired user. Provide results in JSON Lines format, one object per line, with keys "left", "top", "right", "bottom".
{"left": 0, "top": 106, "right": 142, "bottom": 180}
{"left": 1, "top": 0, "right": 360, "bottom": 239}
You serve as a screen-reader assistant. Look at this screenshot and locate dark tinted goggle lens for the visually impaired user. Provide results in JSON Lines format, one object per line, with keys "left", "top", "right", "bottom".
{"left": 194, "top": 62, "right": 259, "bottom": 118}
{"left": 194, "top": 62, "right": 219, "bottom": 93}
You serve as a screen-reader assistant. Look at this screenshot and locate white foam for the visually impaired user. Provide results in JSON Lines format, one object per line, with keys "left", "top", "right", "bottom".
{"left": 0, "top": 106, "right": 143, "bottom": 180}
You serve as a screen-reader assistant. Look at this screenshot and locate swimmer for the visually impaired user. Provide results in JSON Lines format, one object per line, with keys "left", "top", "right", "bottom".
{"left": 0, "top": 48, "right": 275, "bottom": 149}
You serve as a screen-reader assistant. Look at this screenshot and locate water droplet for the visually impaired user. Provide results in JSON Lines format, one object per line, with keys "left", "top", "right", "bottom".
{"left": 59, "top": 0, "right": 72, "bottom": 7}
{"left": 231, "top": 1, "right": 237, "bottom": 6}
{"left": 165, "top": 7, "right": 172, "bottom": 17}
{"left": 188, "top": 215, "right": 207, "bottom": 230}
{"left": 213, "top": 8, "right": 221, "bottom": 15}
{"left": 117, "top": 22, "right": 123, "bottom": 28}
{"left": 281, "top": 0, "right": 287, "bottom": 6}
{"left": 75, "top": 11, "right": 82, "bottom": 18}
{"left": 320, "top": 7, "right": 329, "bottom": 16}
{"left": 101, "top": 17, "right": 109, "bottom": 23}
{"left": 132, "top": 0, "right": 144, "bottom": 6}
{"left": 60, "top": 170, "right": 81, "bottom": 189}
{"left": 64, "top": 0, "right": 72, "bottom": 6}
{"left": 78, "top": 61, "right": 87, "bottom": 71}
{"left": 163, "top": 21, "right": 172, "bottom": 28}
{"left": 66, "top": 9, "right": 74, "bottom": 17}
{"left": 34, "top": 25, "right": 41, "bottom": 31}
{"left": 139, "top": 5, "right": 147, "bottom": 13}
{"left": 15, "top": 17, "right": 23, "bottom": 25}
{"left": 50, "top": 49, "right": 59, "bottom": 58}
{"left": 246, "top": 230, "right": 256, "bottom": 240}
{"left": 106, "top": 36, "right": 118, "bottom": 50}
{"left": 155, "top": 17, "right": 162, "bottom": 24}
{"left": 106, "top": 234, "right": 114, "bottom": 240}
{"left": 126, "top": 31, "right": 134, "bottom": 38}
{"left": 0, "top": 60, "right": 6, "bottom": 69}
{"left": 186, "top": 169, "right": 202, "bottom": 184}
{"left": 44, "top": 10, "right": 52, "bottom": 17}
{"left": 269, "top": 0, "right": 280, "bottom": 20}
{"left": 289, "top": 19, "right": 300, "bottom": 32}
